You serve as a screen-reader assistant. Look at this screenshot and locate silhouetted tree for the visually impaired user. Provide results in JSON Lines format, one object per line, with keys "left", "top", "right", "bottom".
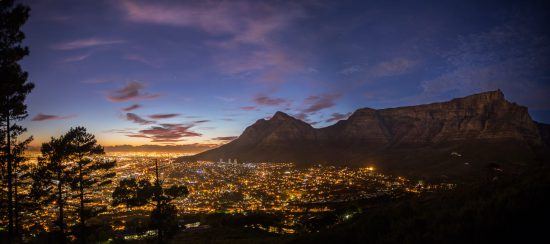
{"left": 32, "top": 128, "right": 115, "bottom": 243}
{"left": 35, "top": 135, "right": 72, "bottom": 243}
{"left": 64, "top": 127, "right": 115, "bottom": 243}
{"left": 0, "top": 1, "right": 34, "bottom": 242}
{"left": 27, "top": 158, "right": 54, "bottom": 237}
{"left": 111, "top": 160, "right": 188, "bottom": 242}
{"left": 9, "top": 125, "right": 33, "bottom": 241}
{"left": 150, "top": 160, "right": 188, "bottom": 242}
{"left": 0, "top": 125, "right": 32, "bottom": 242}
{"left": 112, "top": 177, "right": 153, "bottom": 211}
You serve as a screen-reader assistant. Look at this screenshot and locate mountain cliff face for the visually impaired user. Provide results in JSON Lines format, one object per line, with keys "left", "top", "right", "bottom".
{"left": 326, "top": 90, "right": 541, "bottom": 146}
{"left": 182, "top": 90, "right": 548, "bottom": 180}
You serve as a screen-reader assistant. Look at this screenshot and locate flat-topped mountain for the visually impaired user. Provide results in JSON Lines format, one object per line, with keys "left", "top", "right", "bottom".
{"left": 181, "top": 90, "right": 549, "bottom": 180}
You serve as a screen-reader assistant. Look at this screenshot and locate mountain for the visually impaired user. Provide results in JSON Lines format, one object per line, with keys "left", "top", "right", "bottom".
{"left": 181, "top": 90, "right": 549, "bottom": 180}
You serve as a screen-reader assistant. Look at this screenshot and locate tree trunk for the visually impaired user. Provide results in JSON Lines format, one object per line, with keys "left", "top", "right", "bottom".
{"left": 79, "top": 162, "right": 85, "bottom": 244}
{"left": 7, "top": 115, "right": 14, "bottom": 243}
{"left": 14, "top": 169, "right": 21, "bottom": 242}
{"left": 57, "top": 170, "right": 65, "bottom": 243}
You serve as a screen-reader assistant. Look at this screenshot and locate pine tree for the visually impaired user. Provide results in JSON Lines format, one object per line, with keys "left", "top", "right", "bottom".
{"left": 9, "top": 125, "right": 32, "bottom": 241}
{"left": 32, "top": 127, "right": 115, "bottom": 243}
{"left": 64, "top": 127, "right": 115, "bottom": 243}
{"left": 0, "top": 1, "right": 34, "bottom": 242}
{"left": 36, "top": 134, "right": 72, "bottom": 243}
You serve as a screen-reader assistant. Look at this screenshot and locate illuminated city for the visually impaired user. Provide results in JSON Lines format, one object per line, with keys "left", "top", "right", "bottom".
{"left": 18, "top": 152, "right": 453, "bottom": 237}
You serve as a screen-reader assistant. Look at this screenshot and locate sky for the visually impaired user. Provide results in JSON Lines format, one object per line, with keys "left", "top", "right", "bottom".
{"left": 17, "top": 0, "right": 550, "bottom": 148}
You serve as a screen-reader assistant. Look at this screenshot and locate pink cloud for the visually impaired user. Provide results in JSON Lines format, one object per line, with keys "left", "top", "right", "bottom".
{"left": 253, "top": 94, "right": 289, "bottom": 107}
{"left": 32, "top": 113, "right": 76, "bottom": 121}
{"left": 122, "top": 104, "right": 142, "bottom": 111}
{"left": 125, "top": 113, "right": 155, "bottom": 125}
{"left": 118, "top": 1, "right": 305, "bottom": 84}
{"left": 107, "top": 81, "right": 160, "bottom": 102}
{"left": 119, "top": 0, "right": 239, "bottom": 34}
{"left": 291, "top": 93, "right": 342, "bottom": 122}
{"left": 302, "top": 93, "right": 342, "bottom": 114}
{"left": 128, "top": 123, "right": 202, "bottom": 143}
{"left": 148, "top": 113, "right": 180, "bottom": 119}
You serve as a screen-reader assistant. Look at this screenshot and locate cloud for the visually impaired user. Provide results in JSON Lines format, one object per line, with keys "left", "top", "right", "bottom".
{"left": 32, "top": 113, "right": 76, "bottom": 122}
{"left": 148, "top": 113, "right": 180, "bottom": 119}
{"left": 118, "top": 0, "right": 239, "bottom": 34}
{"left": 118, "top": 1, "right": 305, "bottom": 84}
{"left": 124, "top": 54, "right": 162, "bottom": 68}
{"left": 118, "top": 1, "right": 302, "bottom": 44}
{"left": 293, "top": 112, "right": 308, "bottom": 121}
{"left": 291, "top": 93, "right": 342, "bottom": 122}
{"left": 126, "top": 113, "right": 155, "bottom": 125}
{"left": 52, "top": 38, "right": 125, "bottom": 50}
{"left": 253, "top": 94, "right": 289, "bottom": 107}
{"left": 340, "top": 65, "right": 361, "bottom": 75}
{"left": 240, "top": 106, "right": 257, "bottom": 111}
{"left": 81, "top": 77, "right": 116, "bottom": 84}
{"left": 127, "top": 123, "right": 202, "bottom": 143}
{"left": 302, "top": 93, "right": 341, "bottom": 114}
{"left": 104, "top": 144, "right": 217, "bottom": 153}
{"left": 62, "top": 53, "right": 91, "bottom": 62}
{"left": 107, "top": 81, "right": 160, "bottom": 102}
{"left": 215, "top": 47, "right": 303, "bottom": 84}
{"left": 122, "top": 104, "right": 141, "bottom": 111}
{"left": 212, "top": 136, "right": 238, "bottom": 141}
{"left": 370, "top": 58, "right": 417, "bottom": 77}
{"left": 325, "top": 112, "right": 352, "bottom": 123}
{"left": 193, "top": 120, "right": 210, "bottom": 124}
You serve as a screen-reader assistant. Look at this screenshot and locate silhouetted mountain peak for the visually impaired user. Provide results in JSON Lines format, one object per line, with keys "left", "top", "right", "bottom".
{"left": 270, "top": 111, "right": 295, "bottom": 121}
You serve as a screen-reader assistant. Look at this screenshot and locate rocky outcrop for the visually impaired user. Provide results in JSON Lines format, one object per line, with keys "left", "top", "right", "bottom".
{"left": 365, "top": 90, "right": 541, "bottom": 146}
{"left": 182, "top": 90, "right": 548, "bottom": 180}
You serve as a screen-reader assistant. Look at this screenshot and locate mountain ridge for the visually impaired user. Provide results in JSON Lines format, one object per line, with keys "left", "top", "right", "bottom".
{"left": 180, "top": 90, "right": 549, "bottom": 180}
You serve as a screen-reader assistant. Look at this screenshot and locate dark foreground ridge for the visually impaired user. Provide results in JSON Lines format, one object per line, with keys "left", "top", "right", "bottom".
{"left": 181, "top": 90, "right": 550, "bottom": 180}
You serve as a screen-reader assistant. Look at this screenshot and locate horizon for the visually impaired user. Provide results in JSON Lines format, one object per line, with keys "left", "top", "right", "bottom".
{"left": 17, "top": 0, "right": 550, "bottom": 148}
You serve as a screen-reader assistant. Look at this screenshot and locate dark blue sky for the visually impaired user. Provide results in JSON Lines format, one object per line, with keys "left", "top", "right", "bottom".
{"left": 19, "top": 0, "right": 550, "bottom": 146}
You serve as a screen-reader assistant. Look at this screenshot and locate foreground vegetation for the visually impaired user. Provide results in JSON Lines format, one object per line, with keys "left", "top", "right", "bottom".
{"left": 291, "top": 165, "right": 550, "bottom": 244}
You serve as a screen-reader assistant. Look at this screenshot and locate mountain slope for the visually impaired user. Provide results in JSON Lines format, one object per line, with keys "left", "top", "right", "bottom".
{"left": 181, "top": 90, "right": 548, "bottom": 180}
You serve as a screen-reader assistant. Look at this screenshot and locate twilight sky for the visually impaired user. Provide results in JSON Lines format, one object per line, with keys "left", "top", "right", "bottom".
{"left": 18, "top": 0, "right": 550, "bottom": 147}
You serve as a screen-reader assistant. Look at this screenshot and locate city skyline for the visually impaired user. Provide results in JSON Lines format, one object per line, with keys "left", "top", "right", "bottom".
{"left": 19, "top": 0, "right": 550, "bottom": 146}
